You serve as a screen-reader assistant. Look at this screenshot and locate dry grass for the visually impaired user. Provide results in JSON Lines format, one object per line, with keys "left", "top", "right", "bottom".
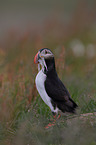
{"left": 0, "top": 1, "right": 96, "bottom": 144}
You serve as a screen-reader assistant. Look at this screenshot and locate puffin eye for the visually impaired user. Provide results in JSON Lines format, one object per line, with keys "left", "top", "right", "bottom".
{"left": 45, "top": 50, "right": 48, "bottom": 54}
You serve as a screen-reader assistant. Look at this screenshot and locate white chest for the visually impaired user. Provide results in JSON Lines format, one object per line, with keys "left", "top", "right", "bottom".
{"left": 35, "top": 70, "right": 51, "bottom": 107}
{"left": 35, "top": 70, "right": 58, "bottom": 113}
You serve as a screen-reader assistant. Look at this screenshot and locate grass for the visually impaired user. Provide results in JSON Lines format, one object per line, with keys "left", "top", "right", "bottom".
{"left": 0, "top": 43, "right": 96, "bottom": 145}
{"left": 0, "top": 3, "right": 96, "bottom": 143}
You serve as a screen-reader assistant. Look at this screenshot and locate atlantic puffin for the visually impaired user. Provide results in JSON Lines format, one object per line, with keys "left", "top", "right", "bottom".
{"left": 34, "top": 48, "right": 78, "bottom": 127}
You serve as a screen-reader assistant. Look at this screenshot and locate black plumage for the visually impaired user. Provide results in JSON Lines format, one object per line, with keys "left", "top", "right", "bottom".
{"left": 44, "top": 57, "right": 78, "bottom": 113}
{"left": 34, "top": 48, "right": 78, "bottom": 116}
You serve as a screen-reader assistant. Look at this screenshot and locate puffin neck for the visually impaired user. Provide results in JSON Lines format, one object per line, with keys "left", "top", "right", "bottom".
{"left": 44, "top": 57, "right": 57, "bottom": 76}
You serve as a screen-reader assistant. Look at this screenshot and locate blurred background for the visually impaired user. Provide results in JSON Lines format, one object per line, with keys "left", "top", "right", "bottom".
{"left": 0, "top": 0, "right": 96, "bottom": 47}
{"left": 0, "top": 0, "right": 96, "bottom": 76}
{"left": 0, "top": 0, "right": 96, "bottom": 145}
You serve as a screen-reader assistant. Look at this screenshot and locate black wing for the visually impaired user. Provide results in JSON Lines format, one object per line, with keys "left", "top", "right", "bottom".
{"left": 45, "top": 74, "right": 78, "bottom": 113}
{"left": 45, "top": 74, "right": 70, "bottom": 101}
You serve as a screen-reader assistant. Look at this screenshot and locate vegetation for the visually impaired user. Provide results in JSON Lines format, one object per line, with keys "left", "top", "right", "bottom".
{"left": 0, "top": 1, "right": 96, "bottom": 144}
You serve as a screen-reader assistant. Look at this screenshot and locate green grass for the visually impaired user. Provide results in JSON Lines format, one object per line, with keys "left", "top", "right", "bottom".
{"left": 0, "top": 63, "right": 96, "bottom": 145}
{"left": 0, "top": 25, "right": 96, "bottom": 144}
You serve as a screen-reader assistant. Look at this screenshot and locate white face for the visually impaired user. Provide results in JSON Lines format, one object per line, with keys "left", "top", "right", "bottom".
{"left": 34, "top": 48, "right": 54, "bottom": 72}
{"left": 38, "top": 49, "right": 53, "bottom": 72}
{"left": 39, "top": 49, "right": 53, "bottom": 58}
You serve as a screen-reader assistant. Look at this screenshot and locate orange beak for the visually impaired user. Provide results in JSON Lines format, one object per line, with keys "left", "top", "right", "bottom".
{"left": 34, "top": 52, "right": 39, "bottom": 64}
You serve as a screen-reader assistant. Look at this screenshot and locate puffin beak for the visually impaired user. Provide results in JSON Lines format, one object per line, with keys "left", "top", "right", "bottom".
{"left": 34, "top": 52, "right": 39, "bottom": 64}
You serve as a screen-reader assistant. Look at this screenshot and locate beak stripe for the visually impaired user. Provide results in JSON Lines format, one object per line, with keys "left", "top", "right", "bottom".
{"left": 34, "top": 53, "right": 38, "bottom": 64}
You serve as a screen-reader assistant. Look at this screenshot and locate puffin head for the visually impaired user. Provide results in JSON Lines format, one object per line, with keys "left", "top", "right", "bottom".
{"left": 34, "top": 48, "right": 55, "bottom": 73}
